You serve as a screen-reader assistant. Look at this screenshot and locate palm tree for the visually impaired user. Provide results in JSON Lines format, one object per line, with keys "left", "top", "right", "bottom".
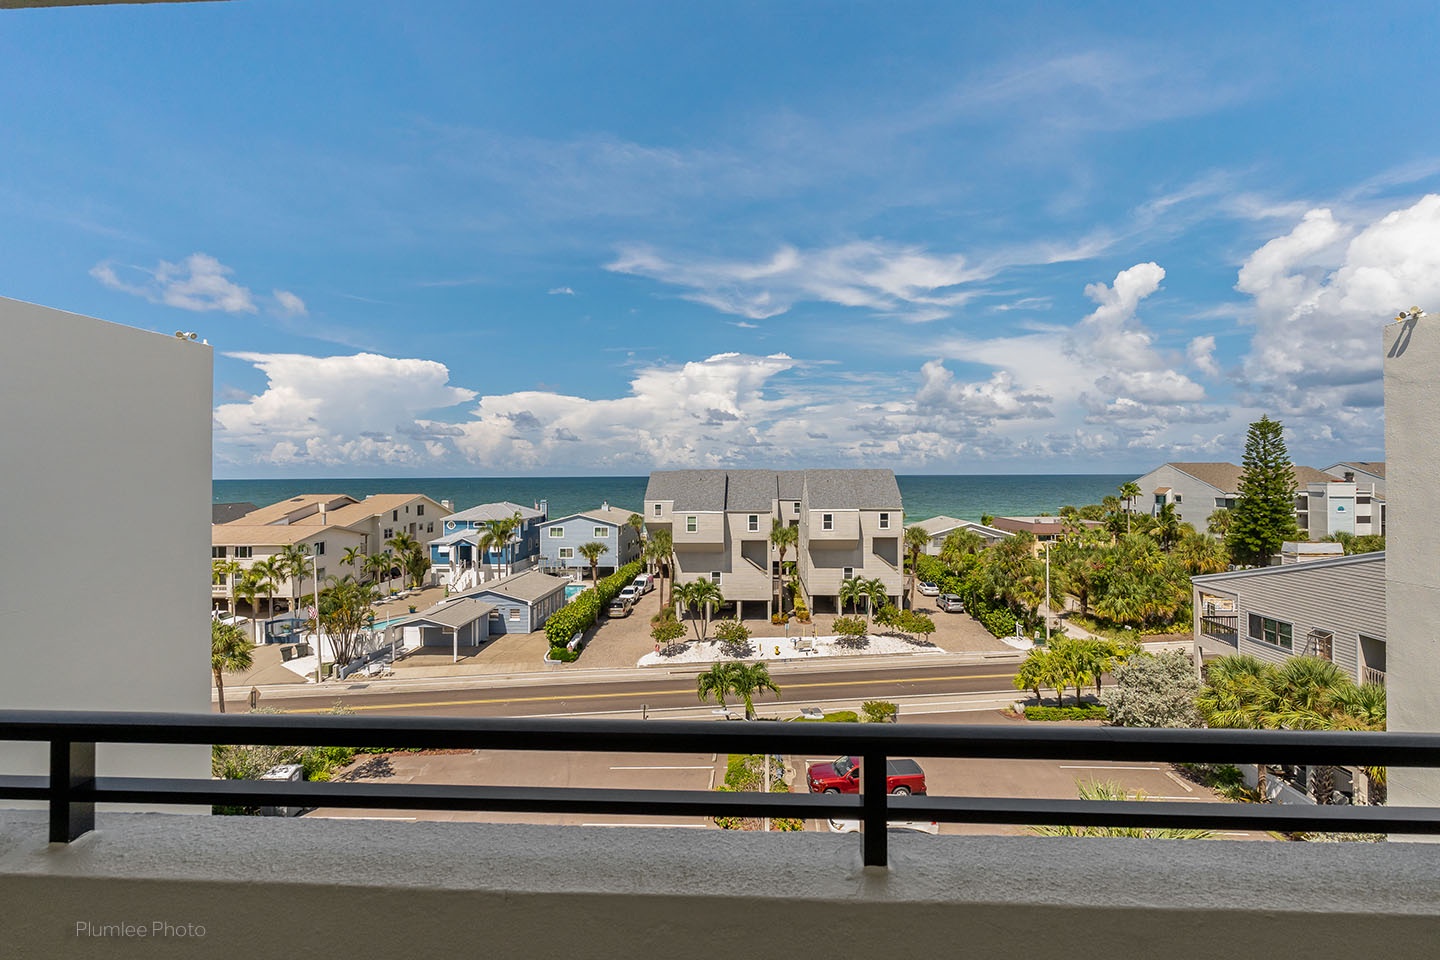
{"left": 1174, "top": 533, "right": 1228, "bottom": 575}
{"left": 1197, "top": 655, "right": 1277, "bottom": 801}
{"left": 363, "top": 552, "right": 392, "bottom": 593}
{"left": 940, "top": 528, "right": 984, "bottom": 565}
{"left": 626, "top": 512, "right": 646, "bottom": 562}
{"left": 1153, "top": 502, "right": 1182, "bottom": 552}
{"left": 838, "top": 576, "right": 868, "bottom": 617}
{"left": 674, "top": 577, "right": 725, "bottom": 641}
{"left": 1119, "top": 481, "right": 1141, "bottom": 532}
{"left": 1013, "top": 648, "right": 1051, "bottom": 705}
{"left": 477, "top": 511, "right": 522, "bottom": 578}
{"left": 387, "top": 532, "right": 423, "bottom": 588}
{"left": 860, "top": 577, "right": 888, "bottom": 625}
{"left": 212, "top": 558, "right": 241, "bottom": 613}
{"left": 275, "top": 543, "right": 310, "bottom": 613}
{"left": 647, "top": 528, "right": 674, "bottom": 607}
{"left": 577, "top": 541, "right": 609, "bottom": 583}
{"left": 211, "top": 618, "right": 253, "bottom": 714}
{"left": 696, "top": 663, "right": 738, "bottom": 712}
{"left": 341, "top": 545, "right": 365, "bottom": 580}
{"left": 1207, "top": 507, "right": 1234, "bottom": 540}
{"left": 233, "top": 568, "right": 264, "bottom": 642}
{"left": 249, "top": 558, "right": 281, "bottom": 629}
{"left": 728, "top": 662, "right": 781, "bottom": 719}
{"left": 903, "top": 525, "right": 931, "bottom": 609}
{"left": 769, "top": 519, "right": 798, "bottom": 614}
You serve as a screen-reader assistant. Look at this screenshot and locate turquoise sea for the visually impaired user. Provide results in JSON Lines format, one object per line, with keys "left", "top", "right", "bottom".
{"left": 213, "top": 474, "right": 1132, "bottom": 524}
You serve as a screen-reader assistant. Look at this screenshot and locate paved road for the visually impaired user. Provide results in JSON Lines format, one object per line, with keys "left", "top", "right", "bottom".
{"left": 250, "top": 660, "right": 1026, "bottom": 717}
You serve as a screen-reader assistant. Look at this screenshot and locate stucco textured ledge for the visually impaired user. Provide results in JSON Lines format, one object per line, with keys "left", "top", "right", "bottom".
{"left": 2, "top": 812, "right": 1439, "bottom": 958}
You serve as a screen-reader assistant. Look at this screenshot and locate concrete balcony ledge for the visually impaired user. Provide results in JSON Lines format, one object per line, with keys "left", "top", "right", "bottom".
{"left": 2, "top": 811, "right": 1438, "bottom": 957}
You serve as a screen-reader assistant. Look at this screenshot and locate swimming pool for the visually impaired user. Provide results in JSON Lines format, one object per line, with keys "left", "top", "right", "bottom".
{"left": 564, "top": 583, "right": 588, "bottom": 602}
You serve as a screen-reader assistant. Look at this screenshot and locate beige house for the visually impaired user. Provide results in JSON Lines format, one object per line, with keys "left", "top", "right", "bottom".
{"left": 644, "top": 469, "right": 904, "bottom": 618}
{"left": 212, "top": 493, "right": 452, "bottom": 612}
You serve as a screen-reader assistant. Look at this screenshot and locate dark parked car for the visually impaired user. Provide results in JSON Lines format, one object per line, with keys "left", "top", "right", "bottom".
{"left": 937, "top": 594, "right": 965, "bottom": 613}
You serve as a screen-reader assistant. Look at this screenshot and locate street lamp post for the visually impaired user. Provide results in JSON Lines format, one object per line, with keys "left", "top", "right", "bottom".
{"left": 310, "top": 552, "right": 322, "bottom": 684}
{"left": 1043, "top": 541, "right": 1052, "bottom": 645}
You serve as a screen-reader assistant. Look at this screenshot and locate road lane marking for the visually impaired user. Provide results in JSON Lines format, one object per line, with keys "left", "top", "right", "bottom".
{"left": 1164, "top": 771, "right": 1196, "bottom": 792}
{"left": 609, "top": 765, "right": 714, "bottom": 770}
{"left": 283, "top": 672, "right": 1020, "bottom": 713}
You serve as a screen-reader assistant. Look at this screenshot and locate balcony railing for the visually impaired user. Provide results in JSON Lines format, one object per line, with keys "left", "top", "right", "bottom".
{"left": 1200, "top": 615, "right": 1238, "bottom": 643}
{"left": 2, "top": 710, "right": 1439, "bottom": 867}
{"left": 1363, "top": 666, "right": 1386, "bottom": 687}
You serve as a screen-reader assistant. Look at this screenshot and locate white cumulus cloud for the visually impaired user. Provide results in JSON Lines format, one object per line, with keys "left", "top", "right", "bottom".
{"left": 91, "top": 253, "right": 259, "bottom": 313}
{"left": 273, "top": 289, "right": 308, "bottom": 317}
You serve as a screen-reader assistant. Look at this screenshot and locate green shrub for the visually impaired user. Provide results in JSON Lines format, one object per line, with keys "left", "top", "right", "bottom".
{"left": 861, "top": 700, "right": 898, "bottom": 723}
{"left": 794, "top": 710, "right": 859, "bottom": 723}
{"left": 1023, "top": 704, "right": 1109, "bottom": 722}
{"left": 650, "top": 618, "right": 686, "bottom": 645}
{"left": 978, "top": 605, "right": 1018, "bottom": 639}
{"left": 546, "top": 645, "right": 580, "bottom": 662}
{"left": 544, "top": 559, "right": 644, "bottom": 647}
{"left": 832, "top": 616, "right": 867, "bottom": 638}
{"left": 714, "top": 619, "right": 751, "bottom": 643}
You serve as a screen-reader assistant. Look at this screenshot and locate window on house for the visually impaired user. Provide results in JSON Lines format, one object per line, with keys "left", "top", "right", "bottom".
{"left": 1358, "top": 496, "right": 1371, "bottom": 505}
{"left": 1173, "top": 495, "right": 1182, "bottom": 504}
{"left": 1358, "top": 515, "right": 1372, "bottom": 524}
{"left": 558, "top": 547, "right": 574, "bottom": 559}
{"left": 417, "top": 504, "right": 425, "bottom": 516}
{"left": 383, "top": 528, "right": 393, "bottom": 540}
{"left": 748, "top": 514, "right": 758, "bottom": 532}
{"left": 509, "top": 607, "right": 521, "bottom": 622}
{"left": 822, "top": 514, "right": 833, "bottom": 531}
{"left": 233, "top": 547, "right": 252, "bottom": 559}
{"left": 653, "top": 503, "right": 661, "bottom": 516}
{"left": 212, "top": 547, "right": 226, "bottom": 558}
{"left": 1215, "top": 497, "right": 1227, "bottom": 508}
{"left": 879, "top": 512, "right": 890, "bottom": 529}
{"left": 710, "top": 572, "right": 721, "bottom": 585}
{"left": 550, "top": 527, "right": 565, "bottom": 538}
{"left": 1155, "top": 495, "right": 1165, "bottom": 506}
{"left": 594, "top": 527, "right": 609, "bottom": 538}
{"left": 427, "top": 522, "right": 434, "bottom": 533}
{"left": 686, "top": 516, "right": 697, "bottom": 533}
{"left": 792, "top": 502, "right": 800, "bottom": 515}
{"left": 316, "top": 567, "right": 326, "bottom": 581}
{"left": 843, "top": 566, "right": 854, "bottom": 580}
{"left": 1248, "top": 613, "right": 1293, "bottom": 651}
{"left": 314, "top": 541, "right": 325, "bottom": 555}
{"left": 392, "top": 510, "right": 399, "bottom": 521}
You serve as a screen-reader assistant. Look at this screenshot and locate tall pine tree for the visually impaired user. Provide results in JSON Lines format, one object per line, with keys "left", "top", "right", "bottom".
{"left": 1225, "top": 415, "right": 1299, "bottom": 566}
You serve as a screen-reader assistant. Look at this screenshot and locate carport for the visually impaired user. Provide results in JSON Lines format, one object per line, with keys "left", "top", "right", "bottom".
{"left": 397, "top": 597, "right": 495, "bottom": 663}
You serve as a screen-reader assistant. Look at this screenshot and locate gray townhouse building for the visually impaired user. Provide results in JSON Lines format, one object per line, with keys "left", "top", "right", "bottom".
{"left": 643, "top": 468, "right": 905, "bottom": 619}
{"left": 1130, "top": 461, "right": 1339, "bottom": 533}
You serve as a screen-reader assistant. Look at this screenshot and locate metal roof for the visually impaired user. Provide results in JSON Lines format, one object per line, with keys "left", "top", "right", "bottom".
{"left": 399, "top": 597, "right": 496, "bottom": 630}
{"left": 463, "top": 569, "right": 570, "bottom": 604}
{"left": 1191, "top": 551, "right": 1385, "bottom": 585}
{"left": 445, "top": 501, "right": 547, "bottom": 524}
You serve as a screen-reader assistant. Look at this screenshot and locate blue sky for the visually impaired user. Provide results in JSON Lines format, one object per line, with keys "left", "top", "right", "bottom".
{"left": 4, "top": 2, "right": 1439, "bottom": 477}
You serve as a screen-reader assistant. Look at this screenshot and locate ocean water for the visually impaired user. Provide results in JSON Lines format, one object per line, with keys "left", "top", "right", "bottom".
{"left": 214, "top": 474, "right": 1132, "bottom": 523}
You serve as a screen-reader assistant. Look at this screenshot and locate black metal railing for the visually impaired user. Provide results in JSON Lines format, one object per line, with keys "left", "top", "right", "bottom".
{"left": 1201, "top": 615, "right": 1239, "bottom": 643}
{"left": 3, "top": 710, "right": 1440, "bottom": 867}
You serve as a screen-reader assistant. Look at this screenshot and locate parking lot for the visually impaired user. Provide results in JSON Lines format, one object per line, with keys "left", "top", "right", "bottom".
{"left": 308, "top": 711, "right": 1255, "bottom": 837}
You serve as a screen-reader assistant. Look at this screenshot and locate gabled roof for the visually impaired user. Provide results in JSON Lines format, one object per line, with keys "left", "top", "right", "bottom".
{"left": 446, "top": 501, "right": 547, "bottom": 524}
{"left": 645, "top": 471, "right": 729, "bottom": 511}
{"left": 212, "top": 502, "right": 259, "bottom": 524}
{"left": 1192, "top": 550, "right": 1385, "bottom": 584}
{"left": 212, "top": 524, "right": 360, "bottom": 547}
{"left": 463, "top": 569, "right": 569, "bottom": 603}
{"left": 1160, "top": 462, "right": 1334, "bottom": 493}
{"left": 291, "top": 493, "right": 446, "bottom": 528}
{"left": 541, "top": 504, "right": 640, "bottom": 528}
{"left": 725, "top": 470, "right": 783, "bottom": 511}
{"left": 398, "top": 597, "right": 496, "bottom": 630}
{"left": 1325, "top": 461, "right": 1387, "bottom": 479}
{"left": 802, "top": 470, "right": 902, "bottom": 510}
{"left": 230, "top": 494, "right": 356, "bottom": 526}
{"left": 906, "top": 516, "right": 1010, "bottom": 539}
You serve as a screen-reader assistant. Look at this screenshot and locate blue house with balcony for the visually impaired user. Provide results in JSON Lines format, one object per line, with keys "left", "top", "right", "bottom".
{"left": 538, "top": 502, "right": 641, "bottom": 580}
{"left": 429, "top": 500, "right": 547, "bottom": 589}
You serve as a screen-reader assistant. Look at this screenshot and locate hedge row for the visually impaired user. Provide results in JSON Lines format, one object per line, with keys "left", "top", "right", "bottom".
{"left": 1023, "top": 704, "right": 1109, "bottom": 722}
{"left": 543, "top": 559, "right": 646, "bottom": 648}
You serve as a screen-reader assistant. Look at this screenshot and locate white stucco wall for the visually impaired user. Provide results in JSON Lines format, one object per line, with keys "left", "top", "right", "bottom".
{"left": 0, "top": 298, "right": 211, "bottom": 792}
{"left": 1384, "top": 315, "right": 1440, "bottom": 810}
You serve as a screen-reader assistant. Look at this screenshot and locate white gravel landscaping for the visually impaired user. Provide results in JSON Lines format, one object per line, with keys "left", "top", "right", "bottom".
{"left": 637, "top": 632, "right": 946, "bottom": 667}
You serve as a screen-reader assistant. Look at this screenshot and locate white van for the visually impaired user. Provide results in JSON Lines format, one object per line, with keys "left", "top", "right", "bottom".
{"left": 632, "top": 573, "right": 655, "bottom": 594}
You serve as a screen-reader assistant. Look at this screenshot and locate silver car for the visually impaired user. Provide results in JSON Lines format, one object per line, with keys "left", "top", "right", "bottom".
{"left": 937, "top": 594, "right": 965, "bottom": 613}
